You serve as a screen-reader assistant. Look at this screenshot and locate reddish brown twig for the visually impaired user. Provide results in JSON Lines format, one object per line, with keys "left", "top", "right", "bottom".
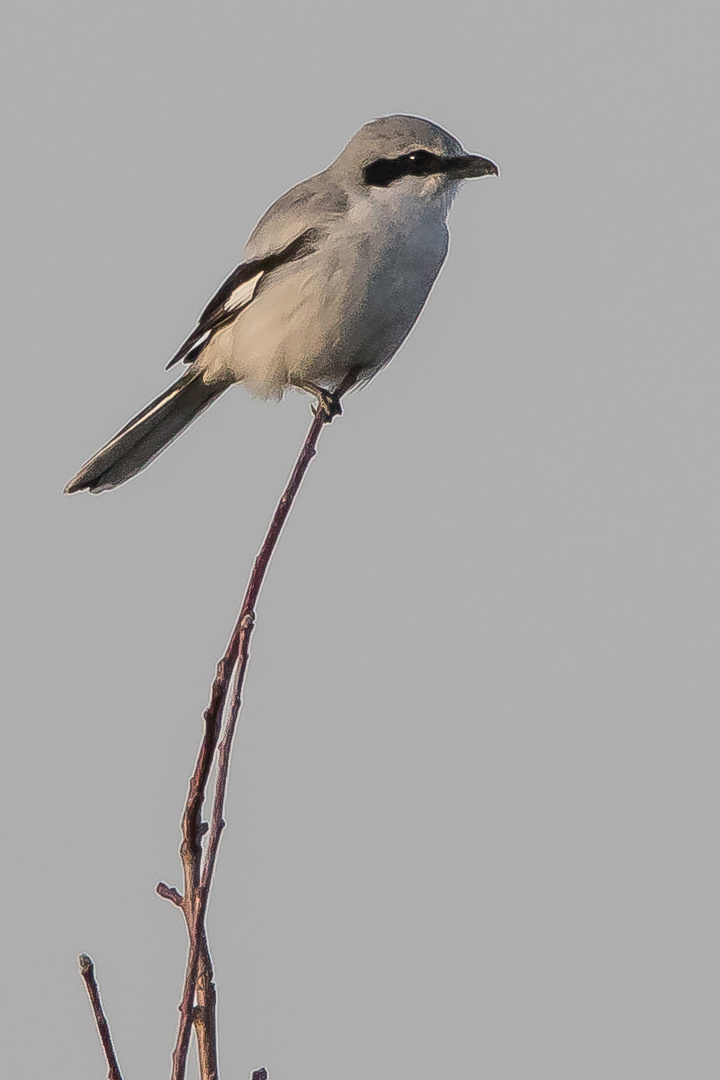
{"left": 78, "top": 954, "right": 124, "bottom": 1080}
{"left": 159, "top": 376, "right": 355, "bottom": 1080}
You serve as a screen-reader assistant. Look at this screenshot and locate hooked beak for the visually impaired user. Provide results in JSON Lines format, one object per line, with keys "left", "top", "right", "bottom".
{"left": 446, "top": 154, "right": 499, "bottom": 179}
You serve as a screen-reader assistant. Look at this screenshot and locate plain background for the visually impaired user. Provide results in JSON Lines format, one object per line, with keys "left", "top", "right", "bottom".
{"left": 3, "top": 1, "right": 720, "bottom": 1077}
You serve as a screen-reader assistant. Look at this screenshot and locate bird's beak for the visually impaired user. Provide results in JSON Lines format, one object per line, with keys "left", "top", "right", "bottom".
{"left": 446, "top": 154, "right": 498, "bottom": 179}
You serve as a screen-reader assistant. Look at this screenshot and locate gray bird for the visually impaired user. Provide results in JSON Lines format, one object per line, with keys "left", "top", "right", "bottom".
{"left": 65, "top": 115, "right": 497, "bottom": 494}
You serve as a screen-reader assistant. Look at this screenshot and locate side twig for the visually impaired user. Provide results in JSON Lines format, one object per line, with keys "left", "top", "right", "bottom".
{"left": 78, "top": 954, "right": 124, "bottom": 1080}
{"left": 159, "top": 375, "right": 356, "bottom": 1080}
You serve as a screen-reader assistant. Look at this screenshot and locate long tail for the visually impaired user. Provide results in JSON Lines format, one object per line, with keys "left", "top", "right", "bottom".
{"left": 65, "top": 369, "right": 227, "bottom": 493}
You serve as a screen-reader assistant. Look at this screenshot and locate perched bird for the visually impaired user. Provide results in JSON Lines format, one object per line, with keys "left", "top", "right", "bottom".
{"left": 65, "top": 115, "right": 497, "bottom": 494}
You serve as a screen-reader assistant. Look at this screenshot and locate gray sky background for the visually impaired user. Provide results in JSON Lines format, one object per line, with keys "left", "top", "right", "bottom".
{"left": 3, "top": 1, "right": 720, "bottom": 1077}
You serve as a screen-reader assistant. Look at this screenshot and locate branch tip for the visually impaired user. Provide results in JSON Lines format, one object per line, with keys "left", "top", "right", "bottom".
{"left": 78, "top": 951, "right": 124, "bottom": 1080}
{"left": 156, "top": 882, "right": 184, "bottom": 906}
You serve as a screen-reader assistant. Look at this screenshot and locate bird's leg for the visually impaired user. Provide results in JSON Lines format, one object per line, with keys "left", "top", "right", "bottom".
{"left": 292, "top": 368, "right": 362, "bottom": 422}
{"left": 292, "top": 379, "right": 344, "bottom": 422}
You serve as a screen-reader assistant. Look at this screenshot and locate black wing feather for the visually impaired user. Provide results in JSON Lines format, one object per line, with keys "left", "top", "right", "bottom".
{"left": 166, "top": 228, "right": 322, "bottom": 369}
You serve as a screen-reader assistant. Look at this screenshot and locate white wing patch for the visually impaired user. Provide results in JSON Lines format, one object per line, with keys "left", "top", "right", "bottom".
{"left": 223, "top": 270, "right": 264, "bottom": 314}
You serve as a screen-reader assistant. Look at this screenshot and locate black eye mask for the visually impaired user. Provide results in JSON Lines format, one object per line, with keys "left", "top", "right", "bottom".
{"left": 362, "top": 150, "right": 445, "bottom": 187}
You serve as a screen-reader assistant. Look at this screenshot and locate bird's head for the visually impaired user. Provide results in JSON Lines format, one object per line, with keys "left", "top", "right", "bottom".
{"left": 332, "top": 115, "right": 497, "bottom": 206}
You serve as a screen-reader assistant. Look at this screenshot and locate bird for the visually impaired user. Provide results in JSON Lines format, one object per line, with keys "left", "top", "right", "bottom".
{"left": 64, "top": 115, "right": 497, "bottom": 494}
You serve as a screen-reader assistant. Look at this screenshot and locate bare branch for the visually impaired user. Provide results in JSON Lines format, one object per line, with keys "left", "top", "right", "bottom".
{"left": 78, "top": 954, "right": 124, "bottom": 1080}
{"left": 194, "top": 936, "right": 219, "bottom": 1080}
{"left": 168, "top": 377, "right": 356, "bottom": 1080}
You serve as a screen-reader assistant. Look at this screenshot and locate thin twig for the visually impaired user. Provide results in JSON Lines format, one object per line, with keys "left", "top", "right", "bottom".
{"left": 162, "top": 376, "right": 356, "bottom": 1080}
{"left": 78, "top": 954, "right": 124, "bottom": 1080}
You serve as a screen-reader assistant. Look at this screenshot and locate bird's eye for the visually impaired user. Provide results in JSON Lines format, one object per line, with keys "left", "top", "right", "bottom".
{"left": 406, "top": 151, "right": 435, "bottom": 171}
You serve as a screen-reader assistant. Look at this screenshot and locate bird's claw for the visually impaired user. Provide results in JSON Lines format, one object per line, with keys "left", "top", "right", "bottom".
{"left": 312, "top": 390, "right": 343, "bottom": 422}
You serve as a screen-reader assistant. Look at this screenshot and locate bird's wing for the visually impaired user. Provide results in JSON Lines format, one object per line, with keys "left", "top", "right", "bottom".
{"left": 166, "top": 227, "right": 322, "bottom": 369}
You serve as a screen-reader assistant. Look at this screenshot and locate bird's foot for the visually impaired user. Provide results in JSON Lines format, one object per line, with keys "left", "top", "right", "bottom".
{"left": 311, "top": 388, "right": 343, "bottom": 423}
{"left": 291, "top": 378, "right": 344, "bottom": 422}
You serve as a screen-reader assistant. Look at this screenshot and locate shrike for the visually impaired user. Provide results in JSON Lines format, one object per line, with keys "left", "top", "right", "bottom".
{"left": 65, "top": 115, "right": 497, "bottom": 493}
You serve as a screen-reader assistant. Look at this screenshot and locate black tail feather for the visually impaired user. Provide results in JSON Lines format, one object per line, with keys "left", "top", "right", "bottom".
{"left": 65, "top": 370, "right": 226, "bottom": 493}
